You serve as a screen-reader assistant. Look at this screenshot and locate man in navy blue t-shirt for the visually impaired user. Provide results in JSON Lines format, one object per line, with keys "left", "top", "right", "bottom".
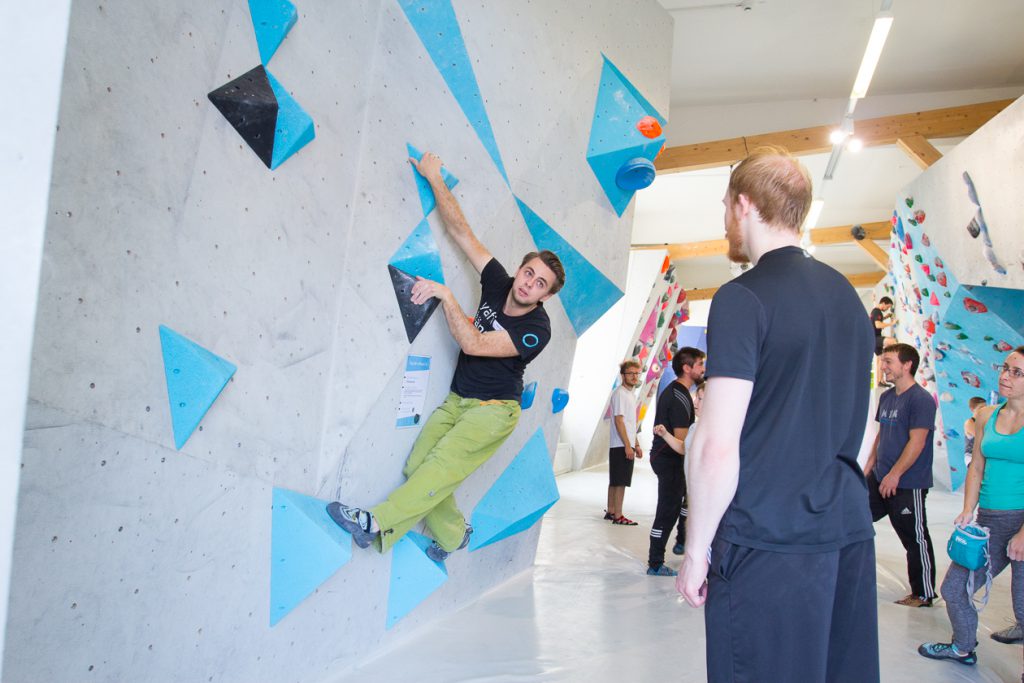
{"left": 864, "top": 342, "right": 937, "bottom": 607}
{"left": 327, "top": 152, "right": 565, "bottom": 562}
{"left": 677, "top": 146, "right": 878, "bottom": 682}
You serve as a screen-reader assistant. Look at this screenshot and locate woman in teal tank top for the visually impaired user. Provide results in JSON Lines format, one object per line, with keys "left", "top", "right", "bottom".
{"left": 919, "top": 347, "right": 1024, "bottom": 670}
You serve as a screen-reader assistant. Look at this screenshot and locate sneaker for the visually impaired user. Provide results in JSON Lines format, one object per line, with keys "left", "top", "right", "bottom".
{"left": 918, "top": 642, "right": 977, "bottom": 666}
{"left": 612, "top": 515, "right": 638, "bottom": 526}
{"left": 895, "top": 594, "right": 933, "bottom": 607}
{"left": 672, "top": 542, "right": 685, "bottom": 555}
{"left": 326, "top": 502, "right": 378, "bottom": 549}
{"left": 426, "top": 524, "right": 474, "bottom": 563}
{"left": 991, "top": 623, "right": 1024, "bottom": 644}
{"left": 646, "top": 564, "right": 677, "bottom": 577}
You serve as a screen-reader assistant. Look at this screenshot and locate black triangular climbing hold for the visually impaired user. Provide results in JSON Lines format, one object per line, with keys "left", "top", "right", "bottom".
{"left": 388, "top": 265, "right": 440, "bottom": 344}
{"left": 208, "top": 65, "right": 278, "bottom": 169}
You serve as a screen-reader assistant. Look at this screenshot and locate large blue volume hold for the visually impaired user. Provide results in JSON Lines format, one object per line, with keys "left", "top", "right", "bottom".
{"left": 387, "top": 531, "right": 448, "bottom": 628}
{"left": 514, "top": 198, "right": 624, "bottom": 337}
{"left": 469, "top": 428, "right": 559, "bottom": 551}
{"left": 269, "top": 488, "right": 352, "bottom": 626}
{"left": 586, "top": 55, "right": 667, "bottom": 216}
{"left": 158, "top": 325, "right": 237, "bottom": 449}
{"left": 248, "top": 0, "right": 297, "bottom": 65}
{"left": 398, "top": 0, "right": 509, "bottom": 184}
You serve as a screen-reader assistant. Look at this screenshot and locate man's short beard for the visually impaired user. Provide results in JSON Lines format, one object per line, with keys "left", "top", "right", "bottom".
{"left": 727, "top": 235, "right": 747, "bottom": 263}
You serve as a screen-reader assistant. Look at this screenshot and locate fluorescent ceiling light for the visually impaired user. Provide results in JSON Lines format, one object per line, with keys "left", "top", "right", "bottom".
{"left": 802, "top": 199, "right": 825, "bottom": 232}
{"left": 850, "top": 15, "right": 894, "bottom": 99}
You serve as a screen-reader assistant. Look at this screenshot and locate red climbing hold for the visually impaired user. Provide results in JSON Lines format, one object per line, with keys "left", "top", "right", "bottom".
{"left": 963, "top": 297, "right": 988, "bottom": 314}
{"left": 637, "top": 116, "right": 662, "bottom": 139}
{"left": 929, "top": 291, "right": 939, "bottom": 306}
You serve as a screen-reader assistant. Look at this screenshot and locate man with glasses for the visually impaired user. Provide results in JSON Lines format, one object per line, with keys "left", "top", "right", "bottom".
{"left": 606, "top": 359, "right": 644, "bottom": 525}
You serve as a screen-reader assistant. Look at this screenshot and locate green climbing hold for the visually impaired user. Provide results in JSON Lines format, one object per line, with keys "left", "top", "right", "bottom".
{"left": 914, "top": 255, "right": 923, "bottom": 263}
{"left": 956, "top": 333, "right": 969, "bottom": 340}
{"left": 906, "top": 197, "right": 914, "bottom": 208}
{"left": 944, "top": 322, "right": 961, "bottom": 330}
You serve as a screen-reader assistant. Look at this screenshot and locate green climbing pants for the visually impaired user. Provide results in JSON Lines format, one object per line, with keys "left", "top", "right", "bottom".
{"left": 371, "top": 392, "right": 521, "bottom": 553}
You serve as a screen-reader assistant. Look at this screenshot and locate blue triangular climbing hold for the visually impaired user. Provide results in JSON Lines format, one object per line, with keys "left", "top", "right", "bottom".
{"left": 397, "top": 0, "right": 508, "bottom": 184}
{"left": 248, "top": 0, "right": 297, "bottom": 65}
{"left": 586, "top": 55, "right": 666, "bottom": 216}
{"left": 265, "top": 68, "right": 315, "bottom": 170}
{"left": 158, "top": 325, "right": 237, "bottom": 450}
{"left": 387, "top": 531, "right": 448, "bottom": 628}
{"left": 513, "top": 197, "right": 624, "bottom": 336}
{"left": 269, "top": 487, "right": 352, "bottom": 626}
{"left": 389, "top": 217, "right": 445, "bottom": 284}
{"left": 406, "top": 143, "right": 459, "bottom": 216}
{"left": 469, "top": 428, "right": 559, "bottom": 551}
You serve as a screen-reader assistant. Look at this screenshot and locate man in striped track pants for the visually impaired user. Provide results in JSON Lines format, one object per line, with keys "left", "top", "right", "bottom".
{"left": 864, "top": 342, "right": 938, "bottom": 607}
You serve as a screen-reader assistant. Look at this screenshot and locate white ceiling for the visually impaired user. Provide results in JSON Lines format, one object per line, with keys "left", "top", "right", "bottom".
{"left": 637, "top": 0, "right": 1024, "bottom": 295}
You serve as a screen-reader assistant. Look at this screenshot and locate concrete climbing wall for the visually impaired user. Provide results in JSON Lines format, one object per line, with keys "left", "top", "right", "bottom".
{"left": 3, "top": 1, "right": 671, "bottom": 681}
{"left": 887, "top": 96, "right": 1024, "bottom": 491}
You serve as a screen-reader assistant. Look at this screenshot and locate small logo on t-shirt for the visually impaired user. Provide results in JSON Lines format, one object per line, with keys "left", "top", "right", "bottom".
{"left": 522, "top": 333, "right": 539, "bottom": 348}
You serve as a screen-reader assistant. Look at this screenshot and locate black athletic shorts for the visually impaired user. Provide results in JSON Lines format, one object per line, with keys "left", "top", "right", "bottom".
{"left": 609, "top": 446, "right": 635, "bottom": 487}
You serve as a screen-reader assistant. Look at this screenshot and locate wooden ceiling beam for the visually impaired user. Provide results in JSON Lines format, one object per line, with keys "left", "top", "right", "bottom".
{"left": 633, "top": 220, "right": 892, "bottom": 257}
{"left": 896, "top": 134, "right": 943, "bottom": 169}
{"left": 655, "top": 99, "right": 1012, "bottom": 174}
{"left": 809, "top": 220, "right": 890, "bottom": 245}
{"left": 854, "top": 239, "right": 890, "bottom": 270}
{"left": 632, "top": 238, "right": 728, "bottom": 260}
{"left": 685, "top": 270, "right": 886, "bottom": 301}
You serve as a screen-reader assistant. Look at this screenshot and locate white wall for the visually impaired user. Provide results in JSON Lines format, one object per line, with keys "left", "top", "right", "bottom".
{"left": 562, "top": 249, "right": 665, "bottom": 471}
{"left": 0, "top": 2, "right": 71, "bottom": 679}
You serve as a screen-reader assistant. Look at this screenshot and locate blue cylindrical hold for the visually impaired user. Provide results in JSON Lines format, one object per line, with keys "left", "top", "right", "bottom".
{"left": 615, "top": 157, "right": 656, "bottom": 191}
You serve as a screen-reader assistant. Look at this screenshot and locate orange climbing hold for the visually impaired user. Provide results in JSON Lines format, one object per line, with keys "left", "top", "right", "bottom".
{"left": 637, "top": 116, "right": 662, "bottom": 139}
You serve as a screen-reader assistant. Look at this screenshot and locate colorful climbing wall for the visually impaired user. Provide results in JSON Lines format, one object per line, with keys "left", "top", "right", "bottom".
{"left": 6, "top": 2, "right": 671, "bottom": 682}
{"left": 602, "top": 259, "right": 689, "bottom": 426}
{"left": 887, "top": 96, "right": 1024, "bottom": 490}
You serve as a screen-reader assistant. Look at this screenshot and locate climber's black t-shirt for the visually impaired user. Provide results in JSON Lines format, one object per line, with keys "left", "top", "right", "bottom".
{"left": 450, "top": 259, "right": 550, "bottom": 401}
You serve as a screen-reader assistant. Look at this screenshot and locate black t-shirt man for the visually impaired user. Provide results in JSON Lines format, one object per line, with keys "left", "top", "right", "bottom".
{"left": 706, "top": 246, "right": 874, "bottom": 552}
{"left": 651, "top": 383, "right": 695, "bottom": 459}
{"left": 450, "top": 258, "right": 551, "bottom": 401}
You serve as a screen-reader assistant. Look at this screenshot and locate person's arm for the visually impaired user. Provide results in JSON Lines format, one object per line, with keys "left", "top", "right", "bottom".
{"left": 878, "top": 428, "right": 929, "bottom": 497}
{"left": 863, "top": 431, "right": 879, "bottom": 476}
{"left": 614, "top": 415, "right": 636, "bottom": 460}
{"left": 410, "top": 279, "right": 518, "bottom": 358}
{"left": 677, "top": 377, "right": 753, "bottom": 607}
{"left": 653, "top": 424, "right": 683, "bottom": 454}
{"left": 955, "top": 406, "right": 992, "bottom": 527}
{"left": 410, "top": 152, "right": 492, "bottom": 273}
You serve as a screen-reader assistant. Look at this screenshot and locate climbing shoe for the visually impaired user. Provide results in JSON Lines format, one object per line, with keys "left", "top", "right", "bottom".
{"left": 326, "top": 502, "right": 378, "bottom": 549}
{"left": 426, "top": 524, "right": 473, "bottom": 562}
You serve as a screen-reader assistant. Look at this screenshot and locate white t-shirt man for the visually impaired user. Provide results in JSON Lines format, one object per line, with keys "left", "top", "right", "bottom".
{"left": 609, "top": 384, "right": 638, "bottom": 447}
